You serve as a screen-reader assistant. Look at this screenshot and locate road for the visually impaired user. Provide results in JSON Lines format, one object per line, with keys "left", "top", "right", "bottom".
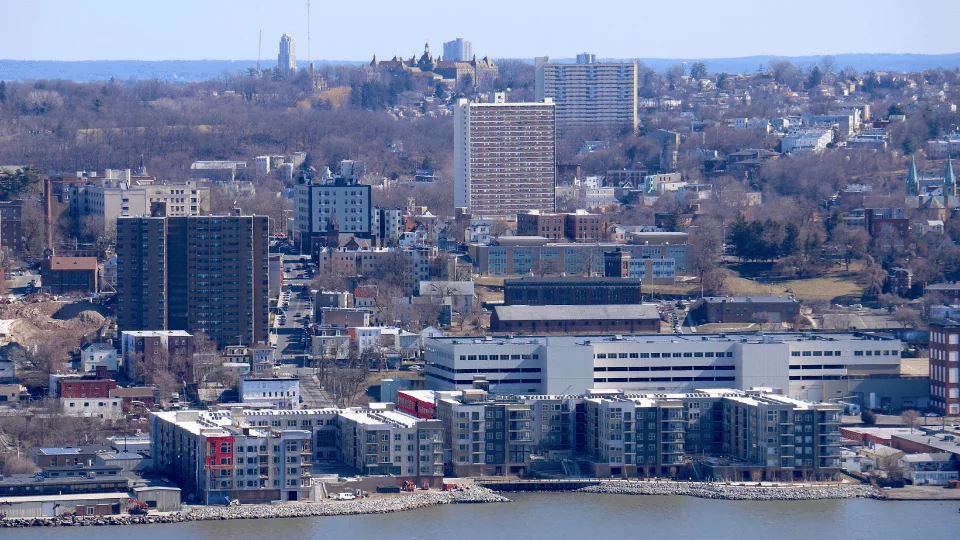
{"left": 271, "top": 250, "right": 337, "bottom": 408}
{"left": 273, "top": 253, "right": 314, "bottom": 363}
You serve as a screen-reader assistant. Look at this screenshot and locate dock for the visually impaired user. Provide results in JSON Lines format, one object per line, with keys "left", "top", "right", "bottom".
{"left": 476, "top": 479, "right": 601, "bottom": 492}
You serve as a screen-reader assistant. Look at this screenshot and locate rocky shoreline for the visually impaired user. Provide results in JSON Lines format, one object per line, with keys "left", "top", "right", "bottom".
{"left": 0, "top": 486, "right": 509, "bottom": 528}
{"left": 577, "top": 480, "right": 884, "bottom": 500}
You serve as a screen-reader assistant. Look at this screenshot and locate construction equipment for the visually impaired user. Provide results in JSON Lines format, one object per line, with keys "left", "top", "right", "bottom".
{"left": 401, "top": 480, "right": 415, "bottom": 492}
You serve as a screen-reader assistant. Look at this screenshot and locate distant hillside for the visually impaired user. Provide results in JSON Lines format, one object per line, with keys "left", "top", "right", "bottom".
{"left": 538, "top": 53, "right": 960, "bottom": 74}
{"left": 0, "top": 53, "right": 957, "bottom": 82}
{"left": 0, "top": 59, "right": 363, "bottom": 83}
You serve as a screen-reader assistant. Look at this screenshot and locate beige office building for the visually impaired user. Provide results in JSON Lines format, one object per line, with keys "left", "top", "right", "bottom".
{"left": 455, "top": 93, "right": 556, "bottom": 219}
{"left": 535, "top": 55, "right": 638, "bottom": 132}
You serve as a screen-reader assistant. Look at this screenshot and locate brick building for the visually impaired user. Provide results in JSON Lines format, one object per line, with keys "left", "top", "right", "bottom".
{"left": 41, "top": 257, "right": 99, "bottom": 295}
{"left": 57, "top": 377, "right": 117, "bottom": 399}
{"left": 689, "top": 296, "right": 801, "bottom": 325}
{"left": 503, "top": 277, "right": 641, "bottom": 306}
{"left": 116, "top": 212, "right": 269, "bottom": 347}
{"left": 516, "top": 210, "right": 605, "bottom": 243}
{"left": 490, "top": 304, "right": 661, "bottom": 334}
{"left": 0, "top": 200, "right": 23, "bottom": 254}
{"left": 928, "top": 321, "right": 960, "bottom": 415}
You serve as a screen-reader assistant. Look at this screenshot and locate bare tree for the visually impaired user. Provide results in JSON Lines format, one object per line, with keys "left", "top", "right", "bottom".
{"left": 328, "top": 367, "right": 368, "bottom": 406}
{"left": 900, "top": 409, "right": 920, "bottom": 433}
{"left": 191, "top": 331, "right": 221, "bottom": 385}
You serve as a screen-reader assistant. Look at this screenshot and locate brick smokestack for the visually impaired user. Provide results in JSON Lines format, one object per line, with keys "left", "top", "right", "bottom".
{"left": 44, "top": 178, "right": 53, "bottom": 256}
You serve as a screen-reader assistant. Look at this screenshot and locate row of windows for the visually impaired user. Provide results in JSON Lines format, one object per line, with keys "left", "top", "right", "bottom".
{"left": 597, "top": 351, "right": 734, "bottom": 359}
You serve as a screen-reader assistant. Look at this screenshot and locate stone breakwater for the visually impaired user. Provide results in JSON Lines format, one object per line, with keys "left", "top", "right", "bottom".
{"left": 577, "top": 481, "right": 883, "bottom": 501}
{"left": 0, "top": 486, "right": 509, "bottom": 528}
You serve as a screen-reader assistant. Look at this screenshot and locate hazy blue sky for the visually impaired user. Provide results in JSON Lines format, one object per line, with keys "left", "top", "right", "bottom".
{"left": 3, "top": 0, "right": 957, "bottom": 61}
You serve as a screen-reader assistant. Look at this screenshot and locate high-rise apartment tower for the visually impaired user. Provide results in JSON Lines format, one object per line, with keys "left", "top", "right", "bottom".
{"left": 454, "top": 93, "right": 556, "bottom": 219}
{"left": 443, "top": 38, "right": 473, "bottom": 62}
{"left": 278, "top": 34, "right": 297, "bottom": 72}
{"left": 116, "top": 212, "right": 269, "bottom": 347}
{"left": 535, "top": 54, "right": 638, "bottom": 132}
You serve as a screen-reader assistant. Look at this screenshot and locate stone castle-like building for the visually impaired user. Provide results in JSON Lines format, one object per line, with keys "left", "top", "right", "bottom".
{"left": 369, "top": 42, "right": 497, "bottom": 86}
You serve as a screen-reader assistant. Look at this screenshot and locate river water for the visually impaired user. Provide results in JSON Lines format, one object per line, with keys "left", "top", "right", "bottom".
{"left": 4, "top": 492, "right": 958, "bottom": 540}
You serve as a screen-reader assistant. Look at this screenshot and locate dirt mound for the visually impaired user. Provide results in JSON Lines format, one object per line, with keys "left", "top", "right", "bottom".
{"left": 0, "top": 301, "right": 111, "bottom": 355}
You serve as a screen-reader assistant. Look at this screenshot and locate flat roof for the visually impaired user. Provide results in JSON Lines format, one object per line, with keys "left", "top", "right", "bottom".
{"left": 398, "top": 390, "right": 436, "bottom": 402}
{"left": 494, "top": 304, "right": 660, "bottom": 322}
{"left": 430, "top": 331, "right": 897, "bottom": 346}
{"left": 701, "top": 296, "right": 799, "bottom": 304}
{"left": 504, "top": 277, "right": 641, "bottom": 285}
{"left": 0, "top": 492, "right": 130, "bottom": 504}
{"left": 122, "top": 330, "right": 192, "bottom": 337}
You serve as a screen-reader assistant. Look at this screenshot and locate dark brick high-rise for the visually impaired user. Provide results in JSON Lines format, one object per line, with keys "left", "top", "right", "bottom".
{"left": 117, "top": 212, "right": 269, "bottom": 347}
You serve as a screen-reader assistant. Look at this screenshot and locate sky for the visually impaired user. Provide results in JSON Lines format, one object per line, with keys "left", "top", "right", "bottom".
{"left": 2, "top": 0, "right": 958, "bottom": 62}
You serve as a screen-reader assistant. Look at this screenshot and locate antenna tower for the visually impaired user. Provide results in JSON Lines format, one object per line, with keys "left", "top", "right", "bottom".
{"left": 307, "top": 0, "right": 311, "bottom": 64}
{"left": 257, "top": 30, "right": 262, "bottom": 74}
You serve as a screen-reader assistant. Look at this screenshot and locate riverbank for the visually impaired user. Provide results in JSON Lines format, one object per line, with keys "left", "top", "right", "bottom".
{"left": 0, "top": 486, "right": 509, "bottom": 528}
{"left": 577, "top": 480, "right": 883, "bottom": 500}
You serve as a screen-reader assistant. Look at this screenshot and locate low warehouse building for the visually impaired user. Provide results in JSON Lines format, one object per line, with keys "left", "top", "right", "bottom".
{"left": 132, "top": 486, "right": 182, "bottom": 512}
{"left": 491, "top": 304, "right": 662, "bottom": 334}
{"left": 0, "top": 492, "right": 129, "bottom": 518}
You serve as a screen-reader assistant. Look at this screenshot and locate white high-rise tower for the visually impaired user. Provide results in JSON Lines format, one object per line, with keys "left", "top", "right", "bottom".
{"left": 278, "top": 34, "right": 297, "bottom": 72}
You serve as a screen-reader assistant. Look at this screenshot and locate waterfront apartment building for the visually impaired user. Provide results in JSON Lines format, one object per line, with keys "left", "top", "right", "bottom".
{"left": 152, "top": 408, "right": 330, "bottom": 504}
{"left": 116, "top": 213, "right": 269, "bottom": 347}
{"left": 434, "top": 390, "right": 534, "bottom": 477}
{"left": 928, "top": 321, "right": 960, "bottom": 415}
{"left": 422, "top": 332, "right": 904, "bottom": 403}
{"left": 468, "top": 241, "right": 692, "bottom": 276}
{"left": 454, "top": 93, "right": 557, "bottom": 219}
{"left": 337, "top": 410, "right": 445, "bottom": 480}
{"left": 578, "top": 389, "right": 841, "bottom": 481}
{"left": 535, "top": 55, "right": 638, "bottom": 132}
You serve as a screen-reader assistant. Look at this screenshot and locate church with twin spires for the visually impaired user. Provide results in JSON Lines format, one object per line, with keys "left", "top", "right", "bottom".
{"left": 905, "top": 155, "right": 958, "bottom": 220}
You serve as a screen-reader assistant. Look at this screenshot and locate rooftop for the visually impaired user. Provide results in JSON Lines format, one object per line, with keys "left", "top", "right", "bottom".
{"left": 505, "top": 277, "right": 641, "bottom": 286}
{"left": 429, "top": 331, "right": 898, "bottom": 346}
{"left": 493, "top": 304, "right": 660, "bottom": 322}
{"left": 700, "top": 296, "right": 800, "bottom": 304}
{"left": 46, "top": 257, "right": 98, "bottom": 271}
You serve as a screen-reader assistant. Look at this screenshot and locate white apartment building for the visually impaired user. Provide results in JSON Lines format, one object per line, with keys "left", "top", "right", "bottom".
{"left": 239, "top": 377, "right": 301, "bottom": 409}
{"left": 423, "top": 332, "right": 903, "bottom": 402}
{"left": 61, "top": 397, "right": 122, "bottom": 420}
{"left": 69, "top": 179, "right": 209, "bottom": 228}
{"left": 535, "top": 55, "right": 638, "bottom": 132}
{"left": 781, "top": 130, "right": 833, "bottom": 154}
{"left": 454, "top": 93, "right": 557, "bottom": 219}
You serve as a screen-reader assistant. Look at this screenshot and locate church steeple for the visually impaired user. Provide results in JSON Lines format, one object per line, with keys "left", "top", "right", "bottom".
{"left": 138, "top": 153, "right": 147, "bottom": 176}
{"left": 906, "top": 155, "right": 919, "bottom": 196}
{"left": 946, "top": 157, "right": 957, "bottom": 197}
